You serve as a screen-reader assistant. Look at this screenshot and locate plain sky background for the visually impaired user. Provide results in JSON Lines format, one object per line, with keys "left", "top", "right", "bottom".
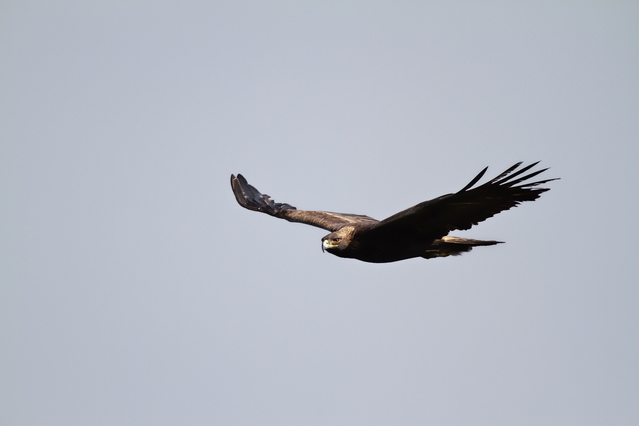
{"left": 2, "top": 1, "right": 638, "bottom": 425}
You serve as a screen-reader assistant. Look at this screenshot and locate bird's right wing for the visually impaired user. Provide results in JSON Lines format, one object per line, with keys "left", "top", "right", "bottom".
{"left": 231, "top": 174, "right": 378, "bottom": 232}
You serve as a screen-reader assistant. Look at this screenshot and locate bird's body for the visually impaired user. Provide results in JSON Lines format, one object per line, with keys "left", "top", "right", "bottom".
{"left": 322, "top": 225, "right": 500, "bottom": 263}
{"left": 230, "top": 162, "right": 557, "bottom": 263}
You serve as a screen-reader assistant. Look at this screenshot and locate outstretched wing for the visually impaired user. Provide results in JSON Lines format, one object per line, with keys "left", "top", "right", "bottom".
{"left": 367, "top": 162, "right": 558, "bottom": 240}
{"left": 231, "top": 174, "right": 378, "bottom": 232}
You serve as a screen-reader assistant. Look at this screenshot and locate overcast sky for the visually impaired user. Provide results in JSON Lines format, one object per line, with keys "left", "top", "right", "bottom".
{"left": 2, "top": 1, "right": 638, "bottom": 425}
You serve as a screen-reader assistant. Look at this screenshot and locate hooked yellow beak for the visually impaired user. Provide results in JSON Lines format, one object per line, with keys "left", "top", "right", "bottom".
{"left": 322, "top": 239, "right": 339, "bottom": 252}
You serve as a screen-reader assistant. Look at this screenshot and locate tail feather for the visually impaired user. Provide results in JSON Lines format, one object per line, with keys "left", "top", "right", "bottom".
{"left": 422, "top": 236, "right": 503, "bottom": 259}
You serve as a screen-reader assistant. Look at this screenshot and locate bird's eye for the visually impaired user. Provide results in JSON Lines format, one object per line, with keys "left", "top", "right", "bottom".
{"left": 333, "top": 238, "right": 341, "bottom": 243}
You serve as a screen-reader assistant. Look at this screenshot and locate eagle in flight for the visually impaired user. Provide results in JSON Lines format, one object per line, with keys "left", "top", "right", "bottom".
{"left": 231, "top": 162, "right": 557, "bottom": 263}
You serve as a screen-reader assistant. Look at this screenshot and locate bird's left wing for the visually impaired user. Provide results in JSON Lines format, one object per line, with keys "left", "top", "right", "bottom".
{"left": 231, "top": 174, "right": 378, "bottom": 232}
{"left": 366, "top": 162, "right": 558, "bottom": 240}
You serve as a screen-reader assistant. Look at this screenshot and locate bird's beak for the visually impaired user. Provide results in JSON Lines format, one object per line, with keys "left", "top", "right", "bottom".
{"left": 322, "top": 239, "right": 339, "bottom": 252}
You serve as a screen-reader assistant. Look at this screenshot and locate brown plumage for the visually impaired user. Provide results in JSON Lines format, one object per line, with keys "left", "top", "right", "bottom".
{"left": 230, "top": 162, "right": 557, "bottom": 263}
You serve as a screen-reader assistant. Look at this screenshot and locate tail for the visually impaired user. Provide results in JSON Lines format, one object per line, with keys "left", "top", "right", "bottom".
{"left": 422, "top": 236, "right": 503, "bottom": 259}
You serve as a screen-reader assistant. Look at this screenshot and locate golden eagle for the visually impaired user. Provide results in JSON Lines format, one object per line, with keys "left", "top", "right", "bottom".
{"left": 231, "top": 162, "right": 557, "bottom": 263}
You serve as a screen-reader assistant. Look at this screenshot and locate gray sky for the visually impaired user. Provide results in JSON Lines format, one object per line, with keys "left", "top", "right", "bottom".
{"left": 2, "top": 1, "right": 638, "bottom": 425}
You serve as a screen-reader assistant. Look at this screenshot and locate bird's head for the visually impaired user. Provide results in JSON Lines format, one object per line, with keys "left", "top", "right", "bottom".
{"left": 321, "top": 226, "right": 356, "bottom": 256}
